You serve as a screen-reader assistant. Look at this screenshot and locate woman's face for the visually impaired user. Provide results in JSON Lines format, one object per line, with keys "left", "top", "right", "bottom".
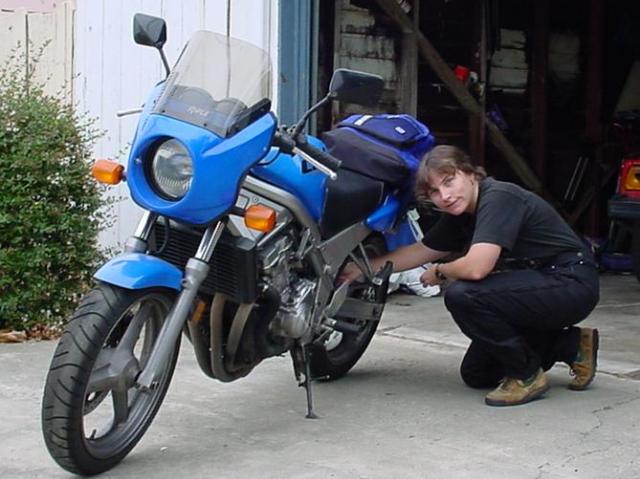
{"left": 426, "top": 168, "right": 478, "bottom": 215}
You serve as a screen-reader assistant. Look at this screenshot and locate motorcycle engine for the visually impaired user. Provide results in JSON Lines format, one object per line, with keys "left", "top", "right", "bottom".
{"left": 258, "top": 232, "right": 317, "bottom": 339}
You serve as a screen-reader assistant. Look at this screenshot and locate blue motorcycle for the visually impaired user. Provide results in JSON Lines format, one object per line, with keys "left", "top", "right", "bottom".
{"left": 42, "top": 14, "right": 433, "bottom": 475}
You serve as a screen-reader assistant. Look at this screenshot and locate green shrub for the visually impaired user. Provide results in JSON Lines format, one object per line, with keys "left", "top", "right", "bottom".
{"left": 0, "top": 47, "right": 108, "bottom": 332}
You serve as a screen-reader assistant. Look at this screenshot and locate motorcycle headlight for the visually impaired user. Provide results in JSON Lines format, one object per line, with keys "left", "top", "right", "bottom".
{"left": 149, "top": 139, "right": 193, "bottom": 200}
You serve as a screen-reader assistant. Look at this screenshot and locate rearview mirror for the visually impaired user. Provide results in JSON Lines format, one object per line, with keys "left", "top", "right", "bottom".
{"left": 133, "top": 13, "right": 167, "bottom": 49}
{"left": 328, "top": 69, "right": 384, "bottom": 106}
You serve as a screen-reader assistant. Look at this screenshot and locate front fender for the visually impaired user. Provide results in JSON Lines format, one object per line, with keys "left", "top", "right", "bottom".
{"left": 94, "top": 253, "right": 183, "bottom": 291}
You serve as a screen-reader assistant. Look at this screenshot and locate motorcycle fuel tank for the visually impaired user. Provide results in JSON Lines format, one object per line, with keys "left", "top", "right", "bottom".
{"left": 251, "top": 136, "right": 328, "bottom": 221}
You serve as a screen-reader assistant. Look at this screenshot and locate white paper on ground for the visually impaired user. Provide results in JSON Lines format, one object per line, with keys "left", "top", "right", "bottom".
{"left": 388, "top": 264, "right": 440, "bottom": 297}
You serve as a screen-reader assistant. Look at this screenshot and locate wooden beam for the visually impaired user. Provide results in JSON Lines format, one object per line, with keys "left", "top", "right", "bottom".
{"left": 374, "top": 0, "right": 551, "bottom": 201}
{"left": 568, "top": 166, "right": 617, "bottom": 226}
{"left": 585, "top": 0, "right": 604, "bottom": 143}
{"left": 530, "top": 0, "right": 549, "bottom": 181}
{"left": 583, "top": 0, "right": 605, "bottom": 235}
{"left": 399, "top": 0, "right": 418, "bottom": 115}
{"left": 469, "top": 0, "right": 487, "bottom": 166}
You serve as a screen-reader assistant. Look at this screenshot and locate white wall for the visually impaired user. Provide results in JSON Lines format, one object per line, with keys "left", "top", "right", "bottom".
{"left": 0, "top": 0, "right": 74, "bottom": 101}
{"left": 74, "top": 0, "right": 279, "bottom": 249}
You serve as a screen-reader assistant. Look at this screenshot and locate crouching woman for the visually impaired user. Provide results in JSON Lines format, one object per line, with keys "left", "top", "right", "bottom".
{"left": 342, "top": 145, "right": 600, "bottom": 407}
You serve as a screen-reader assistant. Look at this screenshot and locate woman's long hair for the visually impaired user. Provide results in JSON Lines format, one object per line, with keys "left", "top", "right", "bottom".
{"left": 414, "top": 145, "right": 486, "bottom": 205}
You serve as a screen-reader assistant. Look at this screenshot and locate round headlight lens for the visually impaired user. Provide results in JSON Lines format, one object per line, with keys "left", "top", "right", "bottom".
{"left": 150, "top": 139, "right": 193, "bottom": 200}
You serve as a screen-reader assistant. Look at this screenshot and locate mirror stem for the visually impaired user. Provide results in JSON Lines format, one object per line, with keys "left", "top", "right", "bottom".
{"left": 158, "top": 48, "right": 171, "bottom": 77}
{"left": 291, "top": 94, "right": 331, "bottom": 138}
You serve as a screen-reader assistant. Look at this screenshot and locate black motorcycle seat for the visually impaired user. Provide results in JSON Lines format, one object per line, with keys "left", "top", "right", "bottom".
{"left": 320, "top": 168, "right": 385, "bottom": 238}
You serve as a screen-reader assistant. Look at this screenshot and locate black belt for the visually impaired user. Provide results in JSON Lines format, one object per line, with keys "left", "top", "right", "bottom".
{"left": 502, "top": 251, "right": 595, "bottom": 270}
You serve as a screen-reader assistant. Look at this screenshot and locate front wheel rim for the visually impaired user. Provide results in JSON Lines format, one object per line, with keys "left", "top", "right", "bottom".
{"left": 82, "top": 292, "right": 174, "bottom": 459}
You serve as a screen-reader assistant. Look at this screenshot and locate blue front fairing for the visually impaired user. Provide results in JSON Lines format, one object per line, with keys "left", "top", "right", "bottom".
{"left": 127, "top": 112, "right": 276, "bottom": 225}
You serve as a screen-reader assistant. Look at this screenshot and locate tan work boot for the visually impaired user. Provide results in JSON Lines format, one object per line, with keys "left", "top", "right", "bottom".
{"left": 569, "top": 328, "right": 599, "bottom": 390}
{"left": 485, "top": 368, "right": 549, "bottom": 407}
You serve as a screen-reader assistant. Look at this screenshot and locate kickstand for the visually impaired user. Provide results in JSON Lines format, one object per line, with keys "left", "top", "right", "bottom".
{"left": 290, "top": 343, "right": 318, "bottom": 419}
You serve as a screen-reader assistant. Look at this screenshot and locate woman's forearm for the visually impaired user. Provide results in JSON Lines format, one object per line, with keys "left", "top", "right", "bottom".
{"left": 371, "top": 242, "right": 448, "bottom": 273}
{"left": 437, "top": 243, "right": 501, "bottom": 281}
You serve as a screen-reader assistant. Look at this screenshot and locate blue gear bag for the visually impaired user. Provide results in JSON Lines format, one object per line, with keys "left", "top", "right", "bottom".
{"left": 322, "top": 113, "right": 435, "bottom": 189}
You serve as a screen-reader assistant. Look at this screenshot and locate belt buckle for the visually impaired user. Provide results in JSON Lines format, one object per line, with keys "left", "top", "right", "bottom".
{"left": 527, "top": 258, "right": 544, "bottom": 269}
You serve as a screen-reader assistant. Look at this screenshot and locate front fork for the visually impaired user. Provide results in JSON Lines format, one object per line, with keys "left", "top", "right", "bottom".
{"left": 130, "top": 213, "right": 226, "bottom": 390}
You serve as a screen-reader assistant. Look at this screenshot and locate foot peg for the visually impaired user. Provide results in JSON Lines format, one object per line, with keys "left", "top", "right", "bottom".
{"left": 371, "top": 261, "right": 393, "bottom": 302}
{"left": 326, "top": 318, "right": 362, "bottom": 334}
{"left": 328, "top": 261, "right": 393, "bottom": 330}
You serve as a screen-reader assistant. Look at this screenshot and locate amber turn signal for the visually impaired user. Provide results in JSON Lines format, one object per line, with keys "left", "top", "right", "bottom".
{"left": 244, "top": 204, "right": 276, "bottom": 232}
{"left": 91, "top": 159, "right": 124, "bottom": 185}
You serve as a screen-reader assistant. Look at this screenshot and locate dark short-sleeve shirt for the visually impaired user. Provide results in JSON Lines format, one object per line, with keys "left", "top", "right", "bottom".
{"left": 422, "top": 177, "right": 585, "bottom": 260}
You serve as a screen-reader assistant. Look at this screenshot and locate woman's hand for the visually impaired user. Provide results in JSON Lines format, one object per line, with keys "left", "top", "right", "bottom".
{"left": 420, "top": 265, "right": 443, "bottom": 286}
{"left": 338, "top": 262, "right": 363, "bottom": 284}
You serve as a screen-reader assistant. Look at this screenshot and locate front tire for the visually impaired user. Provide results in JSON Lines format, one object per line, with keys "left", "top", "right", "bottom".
{"left": 41, "top": 283, "right": 179, "bottom": 475}
{"left": 309, "top": 235, "right": 387, "bottom": 380}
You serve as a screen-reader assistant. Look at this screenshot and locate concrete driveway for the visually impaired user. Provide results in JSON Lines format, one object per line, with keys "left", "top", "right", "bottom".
{"left": 1, "top": 273, "right": 639, "bottom": 478}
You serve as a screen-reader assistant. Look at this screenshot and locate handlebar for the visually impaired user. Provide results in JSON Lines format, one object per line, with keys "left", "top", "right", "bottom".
{"left": 295, "top": 140, "right": 342, "bottom": 173}
{"left": 272, "top": 131, "right": 296, "bottom": 153}
{"left": 273, "top": 131, "right": 341, "bottom": 180}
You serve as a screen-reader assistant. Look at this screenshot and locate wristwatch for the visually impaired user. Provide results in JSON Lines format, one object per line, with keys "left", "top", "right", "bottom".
{"left": 435, "top": 264, "right": 447, "bottom": 281}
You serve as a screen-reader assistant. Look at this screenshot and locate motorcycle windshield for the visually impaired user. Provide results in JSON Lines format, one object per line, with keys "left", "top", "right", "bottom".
{"left": 154, "top": 31, "right": 272, "bottom": 138}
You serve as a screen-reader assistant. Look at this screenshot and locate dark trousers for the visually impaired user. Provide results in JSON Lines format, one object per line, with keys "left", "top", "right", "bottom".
{"left": 443, "top": 252, "right": 600, "bottom": 386}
